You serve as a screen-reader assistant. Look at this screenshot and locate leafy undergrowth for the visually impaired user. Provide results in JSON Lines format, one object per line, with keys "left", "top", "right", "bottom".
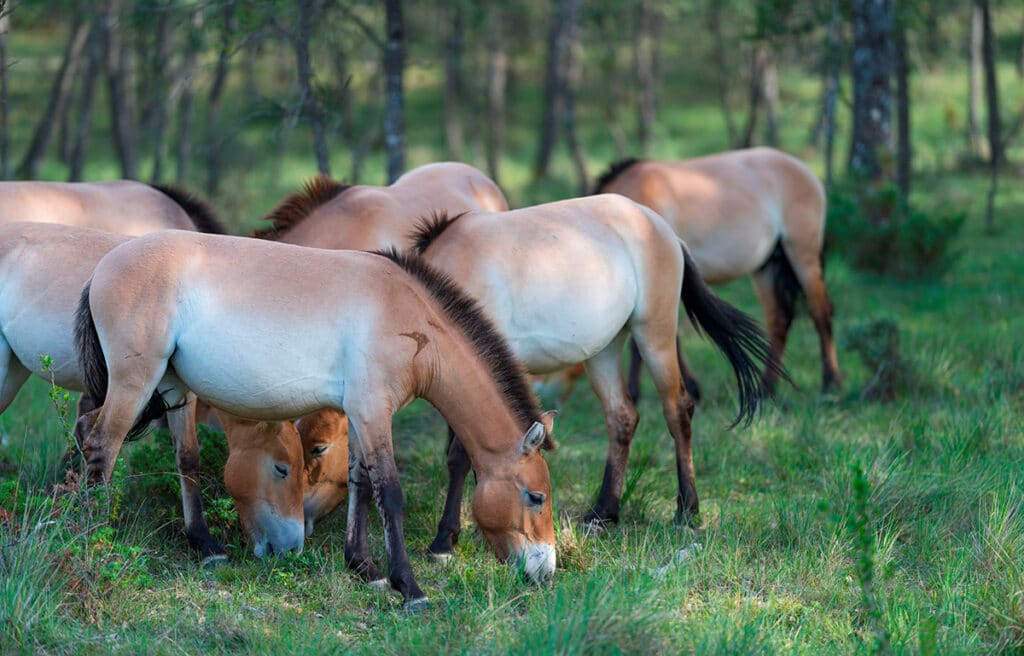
{"left": 1, "top": 191, "right": 1022, "bottom": 654}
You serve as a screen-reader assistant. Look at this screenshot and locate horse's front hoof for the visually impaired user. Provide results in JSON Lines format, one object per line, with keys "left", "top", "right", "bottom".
{"left": 427, "top": 550, "right": 453, "bottom": 565}
{"left": 581, "top": 513, "right": 614, "bottom": 535}
{"left": 673, "top": 510, "right": 700, "bottom": 529}
{"left": 367, "top": 578, "right": 390, "bottom": 592}
{"left": 200, "top": 553, "right": 228, "bottom": 569}
{"left": 402, "top": 597, "right": 429, "bottom": 613}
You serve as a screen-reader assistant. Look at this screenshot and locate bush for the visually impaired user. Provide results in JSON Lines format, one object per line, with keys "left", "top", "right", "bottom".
{"left": 844, "top": 318, "right": 927, "bottom": 402}
{"left": 826, "top": 180, "right": 965, "bottom": 279}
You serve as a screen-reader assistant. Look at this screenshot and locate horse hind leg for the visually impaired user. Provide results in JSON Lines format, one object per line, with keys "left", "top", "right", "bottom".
{"left": 628, "top": 337, "right": 702, "bottom": 403}
{"left": 0, "top": 335, "right": 30, "bottom": 416}
{"left": 165, "top": 392, "right": 225, "bottom": 564}
{"left": 583, "top": 334, "right": 640, "bottom": 527}
{"left": 751, "top": 245, "right": 798, "bottom": 395}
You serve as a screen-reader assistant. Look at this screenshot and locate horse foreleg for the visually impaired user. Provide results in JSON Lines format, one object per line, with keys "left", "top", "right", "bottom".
{"left": 584, "top": 336, "right": 639, "bottom": 527}
{"left": 344, "top": 455, "right": 386, "bottom": 587}
{"left": 428, "top": 426, "right": 471, "bottom": 559}
{"left": 165, "top": 393, "right": 225, "bottom": 565}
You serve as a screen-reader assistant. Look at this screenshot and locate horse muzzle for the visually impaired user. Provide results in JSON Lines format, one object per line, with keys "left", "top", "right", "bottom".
{"left": 252, "top": 516, "right": 305, "bottom": 558}
{"left": 514, "top": 542, "right": 556, "bottom": 584}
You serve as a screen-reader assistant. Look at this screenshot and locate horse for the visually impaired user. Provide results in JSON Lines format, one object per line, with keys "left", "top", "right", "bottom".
{"left": 0, "top": 179, "right": 224, "bottom": 235}
{"left": 574, "top": 147, "right": 839, "bottom": 399}
{"left": 0, "top": 222, "right": 318, "bottom": 563}
{"left": 73, "top": 231, "right": 557, "bottom": 609}
{"left": 255, "top": 161, "right": 508, "bottom": 249}
{"left": 407, "top": 196, "right": 780, "bottom": 558}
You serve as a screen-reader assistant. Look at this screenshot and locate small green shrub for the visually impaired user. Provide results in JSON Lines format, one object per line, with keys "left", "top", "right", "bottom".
{"left": 844, "top": 318, "right": 927, "bottom": 401}
{"left": 826, "top": 180, "right": 965, "bottom": 279}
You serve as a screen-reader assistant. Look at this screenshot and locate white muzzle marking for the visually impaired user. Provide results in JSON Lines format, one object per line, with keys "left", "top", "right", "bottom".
{"left": 519, "top": 543, "right": 556, "bottom": 583}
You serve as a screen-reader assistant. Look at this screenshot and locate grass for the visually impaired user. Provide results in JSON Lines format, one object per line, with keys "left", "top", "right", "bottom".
{"left": 2, "top": 14, "right": 1024, "bottom": 656}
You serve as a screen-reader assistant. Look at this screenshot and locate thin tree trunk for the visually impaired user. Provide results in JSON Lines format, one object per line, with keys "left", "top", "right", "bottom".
{"left": 104, "top": 0, "right": 138, "bottom": 179}
{"left": 17, "top": 9, "right": 91, "bottom": 179}
{"left": 175, "top": 8, "right": 203, "bottom": 184}
{"left": 967, "top": 4, "right": 984, "bottom": 158}
{"left": 894, "top": 13, "right": 910, "bottom": 197}
{"left": 0, "top": 3, "right": 10, "bottom": 179}
{"left": 485, "top": 7, "right": 507, "bottom": 185}
{"left": 597, "top": 10, "right": 627, "bottom": 157}
{"left": 297, "top": 0, "right": 331, "bottom": 175}
{"left": 384, "top": 0, "right": 404, "bottom": 183}
{"left": 205, "top": 0, "right": 235, "bottom": 195}
{"left": 738, "top": 44, "right": 765, "bottom": 148}
{"left": 708, "top": 1, "right": 737, "bottom": 144}
{"left": 443, "top": 5, "right": 464, "bottom": 160}
{"left": 560, "top": 0, "right": 588, "bottom": 194}
{"left": 761, "top": 45, "right": 779, "bottom": 147}
{"left": 148, "top": 7, "right": 172, "bottom": 184}
{"left": 69, "top": 27, "right": 103, "bottom": 181}
{"left": 978, "top": 0, "right": 1002, "bottom": 231}
{"left": 848, "top": 0, "right": 894, "bottom": 188}
{"left": 635, "top": 0, "right": 656, "bottom": 155}
{"left": 533, "top": 4, "right": 565, "bottom": 179}
{"left": 823, "top": 0, "right": 842, "bottom": 185}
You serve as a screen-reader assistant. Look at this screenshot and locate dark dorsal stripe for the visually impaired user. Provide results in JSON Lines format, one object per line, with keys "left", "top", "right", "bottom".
{"left": 374, "top": 247, "right": 543, "bottom": 434}
{"left": 408, "top": 210, "right": 467, "bottom": 256}
{"left": 592, "top": 157, "right": 643, "bottom": 195}
{"left": 149, "top": 184, "right": 226, "bottom": 234}
{"left": 254, "top": 175, "right": 352, "bottom": 240}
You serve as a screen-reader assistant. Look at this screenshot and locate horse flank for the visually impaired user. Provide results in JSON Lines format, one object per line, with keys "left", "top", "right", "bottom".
{"left": 408, "top": 210, "right": 466, "bottom": 256}
{"left": 592, "top": 158, "right": 643, "bottom": 195}
{"left": 374, "top": 247, "right": 549, "bottom": 443}
{"left": 254, "top": 175, "right": 352, "bottom": 240}
{"left": 149, "top": 184, "right": 226, "bottom": 234}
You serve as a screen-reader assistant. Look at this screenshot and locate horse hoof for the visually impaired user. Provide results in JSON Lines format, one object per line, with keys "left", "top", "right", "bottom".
{"left": 201, "top": 553, "right": 228, "bottom": 569}
{"left": 581, "top": 517, "right": 610, "bottom": 535}
{"left": 427, "top": 550, "right": 453, "bottom": 565}
{"left": 367, "top": 578, "right": 390, "bottom": 592}
{"left": 403, "top": 597, "right": 430, "bottom": 613}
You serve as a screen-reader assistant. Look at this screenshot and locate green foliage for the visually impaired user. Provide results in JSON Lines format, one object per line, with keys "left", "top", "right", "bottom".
{"left": 843, "top": 317, "right": 929, "bottom": 401}
{"left": 845, "top": 463, "right": 893, "bottom": 655}
{"left": 826, "top": 181, "right": 966, "bottom": 279}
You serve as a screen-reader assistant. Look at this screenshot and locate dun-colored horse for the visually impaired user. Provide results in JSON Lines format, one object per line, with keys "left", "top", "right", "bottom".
{"left": 73, "top": 231, "right": 556, "bottom": 609}
{"left": 409, "top": 197, "right": 780, "bottom": 556}
{"left": 0, "top": 223, "right": 315, "bottom": 562}
{"left": 580, "top": 148, "right": 839, "bottom": 398}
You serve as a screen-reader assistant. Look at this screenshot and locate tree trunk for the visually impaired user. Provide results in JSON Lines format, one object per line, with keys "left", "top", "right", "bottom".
{"left": 0, "top": 3, "right": 10, "bottom": 179}
{"left": 560, "top": 0, "right": 588, "bottom": 194}
{"left": 596, "top": 10, "right": 628, "bottom": 157}
{"left": 635, "top": 0, "right": 657, "bottom": 155}
{"left": 533, "top": 4, "right": 565, "bottom": 179}
{"left": 708, "top": 1, "right": 737, "bottom": 144}
{"left": 738, "top": 44, "right": 765, "bottom": 148}
{"left": 205, "top": 0, "right": 235, "bottom": 195}
{"left": 443, "top": 5, "right": 464, "bottom": 160}
{"left": 69, "top": 26, "right": 103, "bottom": 181}
{"left": 485, "top": 7, "right": 507, "bottom": 185}
{"left": 848, "top": 0, "right": 894, "bottom": 188}
{"left": 148, "top": 5, "right": 175, "bottom": 184}
{"left": 894, "top": 12, "right": 910, "bottom": 198}
{"left": 174, "top": 8, "right": 203, "bottom": 184}
{"left": 297, "top": 0, "right": 331, "bottom": 176}
{"left": 822, "top": 0, "right": 842, "bottom": 185}
{"left": 967, "top": 4, "right": 984, "bottom": 158}
{"left": 978, "top": 0, "right": 1002, "bottom": 231}
{"left": 104, "top": 0, "right": 139, "bottom": 179}
{"left": 761, "top": 45, "right": 779, "bottom": 147}
{"left": 17, "top": 9, "right": 91, "bottom": 179}
{"left": 384, "top": 0, "right": 405, "bottom": 183}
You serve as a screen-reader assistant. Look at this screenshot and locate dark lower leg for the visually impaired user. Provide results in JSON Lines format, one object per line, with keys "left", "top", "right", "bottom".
{"left": 168, "top": 401, "right": 223, "bottom": 560}
{"left": 371, "top": 474, "right": 425, "bottom": 604}
{"left": 585, "top": 406, "right": 639, "bottom": 525}
{"left": 670, "top": 393, "right": 699, "bottom": 525}
{"left": 345, "top": 462, "right": 384, "bottom": 582}
{"left": 812, "top": 306, "right": 841, "bottom": 392}
{"left": 429, "top": 427, "right": 471, "bottom": 556}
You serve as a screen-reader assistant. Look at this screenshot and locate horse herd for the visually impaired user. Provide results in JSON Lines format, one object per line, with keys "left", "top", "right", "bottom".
{"left": 0, "top": 148, "right": 838, "bottom": 610}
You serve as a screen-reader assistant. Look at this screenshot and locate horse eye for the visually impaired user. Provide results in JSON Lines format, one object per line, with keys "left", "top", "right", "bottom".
{"left": 523, "top": 489, "right": 546, "bottom": 508}
{"left": 274, "top": 463, "right": 290, "bottom": 479}
{"left": 309, "top": 445, "right": 329, "bottom": 457}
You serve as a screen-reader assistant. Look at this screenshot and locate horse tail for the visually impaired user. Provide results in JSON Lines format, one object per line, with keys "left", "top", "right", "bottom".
{"left": 591, "top": 158, "right": 642, "bottom": 195}
{"left": 678, "top": 242, "right": 786, "bottom": 427}
{"left": 74, "top": 282, "right": 166, "bottom": 441}
{"left": 757, "top": 241, "right": 803, "bottom": 332}
{"left": 149, "top": 184, "right": 226, "bottom": 234}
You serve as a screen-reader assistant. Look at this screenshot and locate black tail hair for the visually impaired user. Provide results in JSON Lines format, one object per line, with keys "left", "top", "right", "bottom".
{"left": 74, "top": 282, "right": 167, "bottom": 441}
{"left": 149, "top": 184, "right": 226, "bottom": 234}
{"left": 679, "top": 246, "right": 788, "bottom": 427}
{"left": 757, "top": 241, "right": 802, "bottom": 327}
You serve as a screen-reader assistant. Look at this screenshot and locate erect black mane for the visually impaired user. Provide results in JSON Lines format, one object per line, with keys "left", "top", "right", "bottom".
{"left": 254, "top": 175, "right": 353, "bottom": 240}
{"left": 373, "top": 247, "right": 545, "bottom": 436}
{"left": 408, "top": 210, "right": 466, "bottom": 256}
{"left": 592, "top": 158, "right": 643, "bottom": 195}
{"left": 149, "top": 184, "right": 226, "bottom": 234}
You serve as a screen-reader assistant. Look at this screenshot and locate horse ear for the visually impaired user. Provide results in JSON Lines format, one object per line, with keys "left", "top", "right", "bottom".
{"left": 539, "top": 410, "right": 558, "bottom": 451}
{"left": 520, "top": 421, "right": 546, "bottom": 455}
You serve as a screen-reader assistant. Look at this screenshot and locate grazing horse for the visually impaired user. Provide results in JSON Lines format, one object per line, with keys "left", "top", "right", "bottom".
{"left": 583, "top": 148, "right": 839, "bottom": 398}
{"left": 408, "top": 196, "right": 779, "bottom": 557}
{"left": 73, "top": 231, "right": 557, "bottom": 609}
{"left": 0, "top": 179, "right": 224, "bottom": 235}
{"left": 0, "top": 223, "right": 315, "bottom": 562}
{"left": 255, "top": 161, "right": 509, "bottom": 249}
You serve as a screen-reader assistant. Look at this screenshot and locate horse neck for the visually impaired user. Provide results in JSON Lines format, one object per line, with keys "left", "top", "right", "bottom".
{"left": 419, "top": 333, "right": 525, "bottom": 472}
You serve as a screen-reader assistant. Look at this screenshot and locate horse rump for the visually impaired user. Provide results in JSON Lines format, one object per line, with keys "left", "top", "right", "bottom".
{"left": 74, "top": 282, "right": 167, "bottom": 440}
{"left": 678, "top": 246, "right": 789, "bottom": 427}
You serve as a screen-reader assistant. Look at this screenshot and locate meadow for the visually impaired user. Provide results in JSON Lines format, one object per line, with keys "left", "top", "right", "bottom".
{"left": 1, "top": 18, "right": 1024, "bottom": 656}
